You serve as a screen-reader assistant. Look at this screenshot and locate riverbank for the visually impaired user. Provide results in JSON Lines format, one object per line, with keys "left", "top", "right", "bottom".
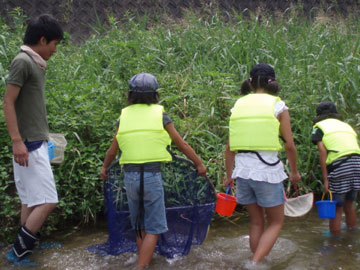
{"left": 1, "top": 209, "right": 360, "bottom": 269}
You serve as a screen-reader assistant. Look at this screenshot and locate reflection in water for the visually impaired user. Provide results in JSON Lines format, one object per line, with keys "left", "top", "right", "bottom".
{"left": 1, "top": 209, "right": 360, "bottom": 270}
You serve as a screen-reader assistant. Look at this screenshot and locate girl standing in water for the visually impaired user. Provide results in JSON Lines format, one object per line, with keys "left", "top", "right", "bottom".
{"left": 312, "top": 101, "right": 360, "bottom": 235}
{"left": 224, "top": 63, "right": 301, "bottom": 263}
{"left": 101, "top": 73, "right": 206, "bottom": 269}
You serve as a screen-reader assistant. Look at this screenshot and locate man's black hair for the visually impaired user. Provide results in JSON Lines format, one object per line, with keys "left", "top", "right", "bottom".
{"left": 24, "top": 14, "right": 64, "bottom": 45}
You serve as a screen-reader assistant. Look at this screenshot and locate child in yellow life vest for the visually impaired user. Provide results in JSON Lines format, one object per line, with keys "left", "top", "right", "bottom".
{"left": 100, "top": 72, "right": 206, "bottom": 270}
{"left": 224, "top": 63, "right": 301, "bottom": 265}
{"left": 312, "top": 101, "right": 360, "bottom": 235}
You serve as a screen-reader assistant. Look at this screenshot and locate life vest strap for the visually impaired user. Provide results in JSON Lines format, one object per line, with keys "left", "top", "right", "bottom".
{"left": 136, "top": 165, "right": 145, "bottom": 239}
{"left": 237, "top": 150, "right": 281, "bottom": 166}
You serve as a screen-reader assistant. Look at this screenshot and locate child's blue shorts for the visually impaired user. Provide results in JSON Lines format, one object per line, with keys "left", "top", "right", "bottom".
{"left": 333, "top": 190, "right": 358, "bottom": 207}
{"left": 124, "top": 171, "right": 168, "bottom": 235}
{"left": 235, "top": 177, "right": 285, "bottom": 207}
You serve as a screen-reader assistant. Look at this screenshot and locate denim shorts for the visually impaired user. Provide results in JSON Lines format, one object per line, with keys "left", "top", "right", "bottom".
{"left": 235, "top": 178, "right": 285, "bottom": 207}
{"left": 124, "top": 171, "right": 168, "bottom": 235}
{"left": 333, "top": 190, "right": 358, "bottom": 207}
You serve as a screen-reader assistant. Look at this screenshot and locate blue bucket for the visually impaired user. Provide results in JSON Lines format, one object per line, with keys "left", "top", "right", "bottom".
{"left": 315, "top": 191, "right": 337, "bottom": 219}
{"left": 48, "top": 141, "right": 56, "bottom": 161}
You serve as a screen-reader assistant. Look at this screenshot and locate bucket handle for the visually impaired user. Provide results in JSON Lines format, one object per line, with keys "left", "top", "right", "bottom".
{"left": 226, "top": 184, "right": 232, "bottom": 200}
{"left": 321, "top": 190, "right": 333, "bottom": 202}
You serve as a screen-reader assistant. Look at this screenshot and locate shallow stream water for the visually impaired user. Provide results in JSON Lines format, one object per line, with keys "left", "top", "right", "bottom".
{"left": 1, "top": 209, "right": 360, "bottom": 270}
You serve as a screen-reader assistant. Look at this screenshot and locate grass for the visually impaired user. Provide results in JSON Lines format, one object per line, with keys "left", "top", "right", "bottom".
{"left": 0, "top": 7, "right": 360, "bottom": 240}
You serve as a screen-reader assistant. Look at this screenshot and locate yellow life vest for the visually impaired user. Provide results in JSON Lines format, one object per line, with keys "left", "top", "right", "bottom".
{"left": 116, "top": 104, "right": 172, "bottom": 164}
{"left": 229, "top": 93, "right": 282, "bottom": 151}
{"left": 313, "top": 118, "right": 360, "bottom": 164}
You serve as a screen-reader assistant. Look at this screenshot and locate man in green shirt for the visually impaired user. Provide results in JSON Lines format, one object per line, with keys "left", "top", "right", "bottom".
{"left": 2, "top": 14, "right": 63, "bottom": 266}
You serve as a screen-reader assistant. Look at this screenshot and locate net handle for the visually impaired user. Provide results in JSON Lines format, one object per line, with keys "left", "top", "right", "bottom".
{"left": 171, "top": 154, "right": 217, "bottom": 201}
{"left": 106, "top": 158, "right": 120, "bottom": 174}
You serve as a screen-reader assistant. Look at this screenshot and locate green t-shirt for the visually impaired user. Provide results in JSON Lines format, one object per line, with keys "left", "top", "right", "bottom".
{"left": 7, "top": 51, "right": 49, "bottom": 142}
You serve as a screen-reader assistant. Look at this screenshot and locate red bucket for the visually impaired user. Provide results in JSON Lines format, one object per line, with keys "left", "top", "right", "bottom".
{"left": 215, "top": 192, "right": 237, "bottom": 217}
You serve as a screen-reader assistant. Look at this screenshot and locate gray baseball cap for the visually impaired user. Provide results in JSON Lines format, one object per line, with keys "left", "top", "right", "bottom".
{"left": 129, "top": 72, "right": 159, "bottom": 92}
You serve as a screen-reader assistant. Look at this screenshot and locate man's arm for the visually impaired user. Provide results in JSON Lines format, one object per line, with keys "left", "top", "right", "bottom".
{"left": 3, "top": 84, "right": 28, "bottom": 166}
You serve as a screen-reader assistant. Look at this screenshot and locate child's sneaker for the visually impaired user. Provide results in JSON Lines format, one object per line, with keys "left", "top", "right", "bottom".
{"left": 6, "top": 250, "right": 38, "bottom": 267}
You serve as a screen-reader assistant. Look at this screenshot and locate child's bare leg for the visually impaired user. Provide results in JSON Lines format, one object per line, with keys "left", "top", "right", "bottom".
{"left": 252, "top": 204, "right": 284, "bottom": 263}
{"left": 245, "top": 203, "right": 265, "bottom": 253}
{"left": 343, "top": 200, "right": 356, "bottom": 229}
{"left": 136, "top": 230, "right": 146, "bottom": 251}
{"left": 329, "top": 207, "right": 343, "bottom": 234}
{"left": 137, "top": 233, "right": 159, "bottom": 268}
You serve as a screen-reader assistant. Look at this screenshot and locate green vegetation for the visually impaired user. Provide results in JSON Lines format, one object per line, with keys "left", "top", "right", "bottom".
{"left": 1, "top": 7, "right": 359, "bottom": 242}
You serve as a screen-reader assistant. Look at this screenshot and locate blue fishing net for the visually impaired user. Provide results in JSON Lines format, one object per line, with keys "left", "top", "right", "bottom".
{"left": 88, "top": 155, "right": 216, "bottom": 258}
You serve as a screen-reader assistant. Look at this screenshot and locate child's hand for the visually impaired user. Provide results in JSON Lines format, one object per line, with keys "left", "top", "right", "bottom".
{"left": 100, "top": 167, "right": 108, "bottom": 180}
{"left": 224, "top": 177, "right": 234, "bottom": 188}
{"left": 196, "top": 163, "right": 207, "bottom": 177}
{"left": 289, "top": 171, "right": 301, "bottom": 184}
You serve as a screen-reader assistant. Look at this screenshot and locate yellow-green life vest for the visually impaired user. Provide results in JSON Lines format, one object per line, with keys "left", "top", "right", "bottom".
{"left": 116, "top": 104, "right": 172, "bottom": 164}
{"left": 229, "top": 93, "right": 282, "bottom": 151}
{"left": 313, "top": 118, "right": 360, "bottom": 164}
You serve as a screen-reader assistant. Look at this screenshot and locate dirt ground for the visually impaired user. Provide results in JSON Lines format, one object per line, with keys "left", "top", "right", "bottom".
{"left": 0, "top": 0, "right": 359, "bottom": 42}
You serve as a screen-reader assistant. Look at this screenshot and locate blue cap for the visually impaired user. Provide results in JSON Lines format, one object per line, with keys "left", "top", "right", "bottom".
{"left": 129, "top": 72, "right": 159, "bottom": 92}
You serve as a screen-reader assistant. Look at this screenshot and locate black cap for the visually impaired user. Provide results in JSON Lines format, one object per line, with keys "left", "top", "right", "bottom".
{"left": 250, "top": 63, "right": 275, "bottom": 79}
{"left": 316, "top": 101, "right": 338, "bottom": 116}
{"left": 129, "top": 72, "right": 159, "bottom": 92}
